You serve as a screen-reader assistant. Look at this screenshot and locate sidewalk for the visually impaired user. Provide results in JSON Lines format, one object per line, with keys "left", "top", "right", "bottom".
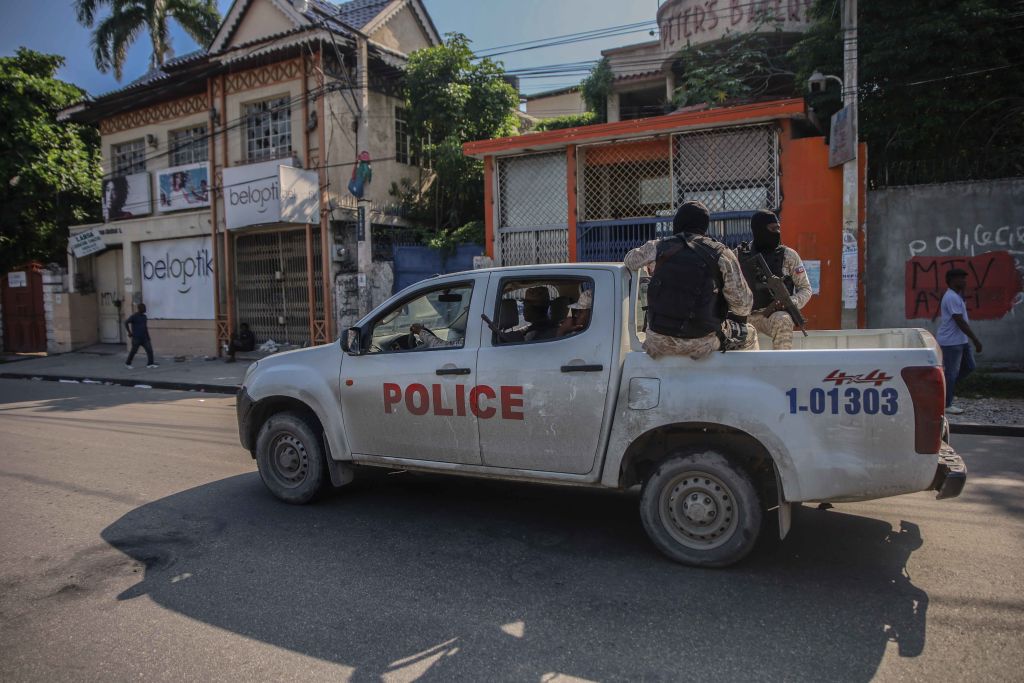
{"left": 0, "top": 344, "right": 249, "bottom": 394}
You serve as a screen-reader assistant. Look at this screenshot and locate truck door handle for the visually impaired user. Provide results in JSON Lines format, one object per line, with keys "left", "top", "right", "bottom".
{"left": 561, "top": 364, "right": 603, "bottom": 373}
{"left": 436, "top": 367, "right": 471, "bottom": 376}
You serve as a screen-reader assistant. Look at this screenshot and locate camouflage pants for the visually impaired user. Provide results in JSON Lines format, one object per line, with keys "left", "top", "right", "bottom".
{"left": 750, "top": 311, "right": 795, "bottom": 350}
{"left": 642, "top": 323, "right": 759, "bottom": 361}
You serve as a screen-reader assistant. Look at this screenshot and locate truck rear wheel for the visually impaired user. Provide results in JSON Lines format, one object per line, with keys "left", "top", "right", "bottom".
{"left": 255, "top": 411, "right": 328, "bottom": 504}
{"left": 640, "top": 450, "right": 762, "bottom": 567}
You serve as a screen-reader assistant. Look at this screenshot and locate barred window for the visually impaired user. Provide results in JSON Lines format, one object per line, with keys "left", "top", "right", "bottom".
{"left": 245, "top": 96, "right": 292, "bottom": 163}
{"left": 169, "top": 125, "right": 208, "bottom": 166}
{"left": 112, "top": 138, "right": 146, "bottom": 175}
{"left": 395, "top": 107, "right": 417, "bottom": 166}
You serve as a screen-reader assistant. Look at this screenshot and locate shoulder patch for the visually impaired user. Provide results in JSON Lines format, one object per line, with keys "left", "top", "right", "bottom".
{"left": 794, "top": 265, "right": 806, "bottom": 275}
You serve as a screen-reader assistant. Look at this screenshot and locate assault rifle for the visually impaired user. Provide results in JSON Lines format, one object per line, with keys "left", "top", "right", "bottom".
{"left": 753, "top": 253, "right": 808, "bottom": 337}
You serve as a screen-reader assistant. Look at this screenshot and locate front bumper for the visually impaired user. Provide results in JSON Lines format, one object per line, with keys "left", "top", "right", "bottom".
{"left": 930, "top": 442, "right": 966, "bottom": 500}
{"left": 237, "top": 387, "right": 255, "bottom": 451}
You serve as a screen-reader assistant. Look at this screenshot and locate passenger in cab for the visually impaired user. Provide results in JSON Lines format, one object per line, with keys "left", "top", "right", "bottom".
{"left": 557, "top": 287, "right": 592, "bottom": 337}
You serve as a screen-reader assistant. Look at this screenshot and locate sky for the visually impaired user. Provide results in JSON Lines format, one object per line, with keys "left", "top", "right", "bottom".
{"left": 0, "top": 0, "right": 660, "bottom": 97}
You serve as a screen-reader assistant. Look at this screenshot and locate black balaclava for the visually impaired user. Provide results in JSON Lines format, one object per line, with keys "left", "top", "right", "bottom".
{"left": 673, "top": 200, "right": 711, "bottom": 235}
{"left": 751, "top": 209, "right": 781, "bottom": 252}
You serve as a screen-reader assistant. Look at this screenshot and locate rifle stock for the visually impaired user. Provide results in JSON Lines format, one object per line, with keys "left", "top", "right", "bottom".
{"left": 754, "top": 253, "right": 809, "bottom": 337}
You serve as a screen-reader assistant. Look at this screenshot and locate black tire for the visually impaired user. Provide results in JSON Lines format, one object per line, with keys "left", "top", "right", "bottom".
{"left": 640, "top": 449, "right": 762, "bottom": 568}
{"left": 254, "top": 411, "right": 328, "bottom": 504}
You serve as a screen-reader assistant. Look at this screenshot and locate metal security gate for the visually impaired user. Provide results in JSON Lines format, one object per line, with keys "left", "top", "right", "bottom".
{"left": 672, "top": 124, "right": 779, "bottom": 212}
{"left": 495, "top": 152, "right": 569, "bottom": 265}
{"left": 234, "top": 228, "right": 324, "bottom": 347}
{"left": 573, "top": 126, "right": 779, "bottom": 261}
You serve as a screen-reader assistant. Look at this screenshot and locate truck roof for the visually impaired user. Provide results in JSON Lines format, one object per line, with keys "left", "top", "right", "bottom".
{"left": 440, "top": 262, "right": 628, "bottom": 279}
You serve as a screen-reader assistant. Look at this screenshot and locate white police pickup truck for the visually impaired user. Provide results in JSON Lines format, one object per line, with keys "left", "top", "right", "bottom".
{"left": 236, "top": 263, "right": 965, "bottom": 567}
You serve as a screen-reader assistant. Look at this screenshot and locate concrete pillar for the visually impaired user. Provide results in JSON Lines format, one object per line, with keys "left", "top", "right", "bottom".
{"left": 606, "top": 92, "right": 620, "bottom": 123}
{"left": 356, "top": 36, "right": 373, "bottom": 317}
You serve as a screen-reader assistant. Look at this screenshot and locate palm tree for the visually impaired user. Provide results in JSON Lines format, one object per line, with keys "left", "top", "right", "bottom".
{"left": 74, "top": 0, "right": 221, "bottom": 81}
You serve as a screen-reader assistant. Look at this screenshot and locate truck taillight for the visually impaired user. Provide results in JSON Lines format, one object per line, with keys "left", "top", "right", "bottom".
{"left": 901, "top": 366, "right": 946, "bottom": 454}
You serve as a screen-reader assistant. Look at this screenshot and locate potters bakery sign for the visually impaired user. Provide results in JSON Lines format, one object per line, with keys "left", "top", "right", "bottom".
{"left": 222, "top": 160, "right": 319, "bottom": 230}
{"left": 658, "top": 0, "right": 814, "bottom": 51}
{"left": 140, "top": 236, "right": 215, "bottom": 319}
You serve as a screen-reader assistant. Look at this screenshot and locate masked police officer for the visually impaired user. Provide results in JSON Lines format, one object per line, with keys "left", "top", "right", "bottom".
{"left": 624, "top": 200, "right": 757, "bottom": 360}
{"left": 735, "top": 210, "right": 813, "bottom": 350}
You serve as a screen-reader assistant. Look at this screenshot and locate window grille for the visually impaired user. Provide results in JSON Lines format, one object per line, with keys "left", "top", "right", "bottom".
{"left": 578, "top": 138, "right": 672, "bottom": 221}
{"left": 245, "top": 96, "right": 292, "bottom": 163}
{"left": 169, "top": 125, "right": 209, "bottom": 166}
{"left": 672, "top": 124, "right": 779, "bottom": 212}
{"left": 112, "top": 138, "right": 146, "bottom": 175}
{"left": 495, "top": 152, "right": 568, "bottom": 265}
{"left": 394, "top": 107, "right": 417, "bottom": 166}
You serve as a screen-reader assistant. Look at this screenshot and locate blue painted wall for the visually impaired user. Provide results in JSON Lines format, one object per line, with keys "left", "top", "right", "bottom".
{"left": 393, "top": 244, "right": 484, "bottom": 293}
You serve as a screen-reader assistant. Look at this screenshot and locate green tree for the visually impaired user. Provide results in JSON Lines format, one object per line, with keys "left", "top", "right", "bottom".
{"left": 399, "top": 32, "right": 520, "bottom": 234}
{"left": 0, "top": 49, "right": 101, "bottom": 273}
{"left": 580, "top": 58, "right": 614, "bottom": 122}
{"left": 789, "top": 0, "right": 1024, "bottom": 181}
{"left": 672, "top": 30, "right": 795, "bottom": 108}
{"left": 74, "top": 0, "right": 221, "bottom": 80}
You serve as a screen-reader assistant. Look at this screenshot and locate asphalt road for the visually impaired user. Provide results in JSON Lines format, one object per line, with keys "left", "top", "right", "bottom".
{"left": 0, "top": 378, "right": 1021, "bottom": 682}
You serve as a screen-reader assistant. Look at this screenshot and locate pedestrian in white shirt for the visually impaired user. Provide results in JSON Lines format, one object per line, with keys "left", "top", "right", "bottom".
{"left": 936, "top": 268, "right": 983, "bottom": 414}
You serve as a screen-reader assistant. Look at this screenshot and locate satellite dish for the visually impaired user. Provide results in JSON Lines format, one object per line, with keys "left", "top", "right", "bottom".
{"left": 295, "top": 0, "right": 309, "bottom": 12}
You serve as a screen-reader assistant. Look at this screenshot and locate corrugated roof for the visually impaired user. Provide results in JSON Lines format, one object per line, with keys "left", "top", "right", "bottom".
{"left": 336, "top": 0, "right": 392, "bottom": 29}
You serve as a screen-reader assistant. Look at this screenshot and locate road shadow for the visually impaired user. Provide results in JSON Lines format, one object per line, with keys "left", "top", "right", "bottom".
{"left": 101, "top": 472, "right": 928, "bottom": 682}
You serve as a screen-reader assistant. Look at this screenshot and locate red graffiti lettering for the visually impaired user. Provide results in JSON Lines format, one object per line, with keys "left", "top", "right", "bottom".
{"left": 383, "top": 383, "right": 401, "bottom": 413}
{"left": 905, "top": 251, "right": 1022, "bottom": 320}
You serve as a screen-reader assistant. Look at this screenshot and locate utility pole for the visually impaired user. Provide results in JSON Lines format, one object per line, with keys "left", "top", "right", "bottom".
{"left": 355, "top": 35, "right": 373, "bottom": 317}
{"left": 841, "top": 0, "right": 859, "bottom": 328}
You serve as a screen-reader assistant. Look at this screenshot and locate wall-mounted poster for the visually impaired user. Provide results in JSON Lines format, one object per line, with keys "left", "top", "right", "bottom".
{"left": 102, "top": 172, "right": 152, "bottom": 222}
{"left": 140, "top": 236, "right": 215, "bottom": 319}
{"left": 156, "top": 162, "right": 211, "bottom": 213}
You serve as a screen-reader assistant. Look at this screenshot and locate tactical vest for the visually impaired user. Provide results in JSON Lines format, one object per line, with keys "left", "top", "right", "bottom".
{"left": 737, "top": 243, "right": 795, "bottom": 310}
{"left": 646, "top": 234, "right": 726, "bottom": 339}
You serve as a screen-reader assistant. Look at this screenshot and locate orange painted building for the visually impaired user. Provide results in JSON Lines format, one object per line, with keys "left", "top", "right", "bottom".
{"left": 464, "top": 98, "right": 865, "bottom": 329}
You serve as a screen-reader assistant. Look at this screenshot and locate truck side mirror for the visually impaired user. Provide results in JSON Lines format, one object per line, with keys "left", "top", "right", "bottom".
{"left": 342, "top": 326, "right": 363, "bottom": 355}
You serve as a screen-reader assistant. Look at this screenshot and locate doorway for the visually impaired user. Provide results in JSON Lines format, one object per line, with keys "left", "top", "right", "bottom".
{"left": 2, "top": 263, "right": 46, "bottom": 352}
{"left": 94, "top": 248, "right": 125, "bottom": 343}
{"left": 234, "top": 228, "right": 323, "bottom": 347}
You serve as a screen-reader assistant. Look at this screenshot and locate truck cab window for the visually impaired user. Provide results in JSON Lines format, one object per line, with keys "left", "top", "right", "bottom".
{"left": 368, "top": 284, "right": 472, "bottom": 353}
{"left": 492, "top": 278, "right": 594, "bottom": 344}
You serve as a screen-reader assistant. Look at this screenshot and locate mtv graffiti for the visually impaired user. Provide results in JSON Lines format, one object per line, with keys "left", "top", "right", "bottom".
{"left": 905, "top": 251, "right": 1023, "bottom": 320}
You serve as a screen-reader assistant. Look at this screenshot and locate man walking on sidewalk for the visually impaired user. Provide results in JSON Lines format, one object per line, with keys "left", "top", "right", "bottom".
{"left": 937, "top": 268, "right": 982, "bottom": 414}
{"left": 125, "top": 303, "right": 159, "bottom": 369}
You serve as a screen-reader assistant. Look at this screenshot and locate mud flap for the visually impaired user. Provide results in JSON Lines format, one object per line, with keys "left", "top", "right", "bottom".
{"left": 777, "top": 475, "right": 792, "bottom": 540}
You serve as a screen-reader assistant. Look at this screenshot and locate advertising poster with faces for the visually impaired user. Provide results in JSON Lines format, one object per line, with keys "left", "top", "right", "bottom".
{"left": 102, "top": 172, "right": 152, "bottom": 221}
{"left": 140, "top": 236, "right": 215, "bottom": 319}
{"left": 156, "top": 162, "right": 211, "bottom": 213}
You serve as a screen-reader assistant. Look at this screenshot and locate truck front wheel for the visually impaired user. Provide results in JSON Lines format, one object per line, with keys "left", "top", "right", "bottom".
{"left": 255, "top": 411, "right": 328, "bottom": 504}
{"left": 640, "top": 450, "right": 762, "bottom": 567}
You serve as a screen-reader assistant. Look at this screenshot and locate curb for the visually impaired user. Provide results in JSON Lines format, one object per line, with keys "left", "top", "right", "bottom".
{"left": 0, "top": 372, "right": 239, "bottom": 395}
{"left": 950, "top": 422, "right": 1024, "bottom": 438}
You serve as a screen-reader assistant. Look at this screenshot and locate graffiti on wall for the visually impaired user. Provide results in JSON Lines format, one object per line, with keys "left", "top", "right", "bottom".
{"left": 905, "top": 224, "right": 1024, "bottom": 320}
{"left": 905, "top": 251, "right": 1022, "bottom": 320}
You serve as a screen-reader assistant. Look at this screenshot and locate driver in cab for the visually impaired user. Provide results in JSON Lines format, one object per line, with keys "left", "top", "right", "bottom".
{"left": 407, "top": 289, "right": 467, "bottom": 349}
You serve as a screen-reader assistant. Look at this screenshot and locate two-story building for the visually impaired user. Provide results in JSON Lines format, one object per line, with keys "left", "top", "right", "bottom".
{"left": 60, "top": 0, "right": 439, "bottom": 356}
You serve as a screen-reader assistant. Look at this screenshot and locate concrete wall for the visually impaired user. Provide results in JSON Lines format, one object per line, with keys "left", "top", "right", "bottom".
{"left": 866, "top": 178, "right": 1024, "bottom": 365}
{"left": 526, "top": 91, "right": 586, "bottom": 120}
{"left": 43, "top": 267, "right": 100, "bottom": 354}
